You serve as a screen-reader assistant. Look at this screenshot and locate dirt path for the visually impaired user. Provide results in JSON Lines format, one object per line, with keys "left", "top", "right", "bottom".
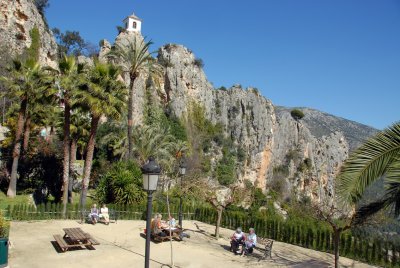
{"left": 8, "top": 220, "right": 376, "bottom": 268}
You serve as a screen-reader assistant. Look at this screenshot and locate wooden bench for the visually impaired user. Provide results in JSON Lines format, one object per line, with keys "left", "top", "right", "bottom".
{"left": 53, "top": 234, "right": 78, "bottom": 252}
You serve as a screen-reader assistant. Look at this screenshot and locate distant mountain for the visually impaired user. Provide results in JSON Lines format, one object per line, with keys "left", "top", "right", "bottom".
{"left": 275, "top": 107, "right": 378, "bottom": 151}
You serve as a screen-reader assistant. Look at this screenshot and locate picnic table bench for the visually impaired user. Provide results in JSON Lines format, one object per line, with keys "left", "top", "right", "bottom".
{"left": 53, "top": 227, "right": 99, "bottom": 252}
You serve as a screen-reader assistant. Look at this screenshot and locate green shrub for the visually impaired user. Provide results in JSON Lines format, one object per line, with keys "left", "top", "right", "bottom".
{"left": 290, "top": 109, "right": 305, "bottom": 121}
{"left": 216, "top": 156, "right": 236, "bottom": 186}
{"left": 27, "top": 27, "right": 40, "bottom": 61}
{"left": 0, "top": 211, "right": 9, "bottom": 238}
{"left": 96, "top": 161, "right": 145, "bottom": 205}
{"left": 193, "top": 58, "right": 204, "bottom": 68}
{"left": 116, "top": 26, "right": 126, "bottom": 34}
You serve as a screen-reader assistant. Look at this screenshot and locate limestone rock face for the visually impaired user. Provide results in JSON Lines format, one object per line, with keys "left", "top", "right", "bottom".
{"left": 0, "top": 0, "right": 58, "bottom": 68}
{"left": 158, "top": 44, "right": 214, "bottom": 119}
{"left": 157, "top": 44, "right": 353, "bottom": 203}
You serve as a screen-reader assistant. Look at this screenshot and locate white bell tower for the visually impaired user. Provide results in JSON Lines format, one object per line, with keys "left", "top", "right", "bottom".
{"left": 123, "top": 12, "right": 142, "bottom": 32}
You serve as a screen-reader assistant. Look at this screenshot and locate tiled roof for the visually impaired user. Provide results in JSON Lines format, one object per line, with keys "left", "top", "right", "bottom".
{"left": 124, "top": 12, "right": 142, "bottom": 21}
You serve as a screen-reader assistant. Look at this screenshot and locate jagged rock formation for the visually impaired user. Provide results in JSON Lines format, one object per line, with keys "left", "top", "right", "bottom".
{"left": 156, "top": 43, "right": 363, "bottom": 203}
{"left": 0, "top": 0, "right": 57, "bottom": 68}
{"left": 275, "top": 107, "right": 377, "bottom": 151}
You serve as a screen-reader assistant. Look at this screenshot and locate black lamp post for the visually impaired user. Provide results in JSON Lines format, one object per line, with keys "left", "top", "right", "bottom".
{"left": 141, "top": 157, "right": 161, "bottom": 268}
{"left": 178, "top": 158, "right": 186, "bottom": 228}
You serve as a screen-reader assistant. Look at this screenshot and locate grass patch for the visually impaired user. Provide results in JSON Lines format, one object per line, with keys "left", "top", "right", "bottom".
{"left": 0, "top": 191, "right": 32, "bottom": 210}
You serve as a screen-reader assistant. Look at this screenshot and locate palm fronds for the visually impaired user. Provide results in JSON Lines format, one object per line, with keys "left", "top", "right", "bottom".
{"left": 337, "top": 122, "right": 400, "bottom": 204}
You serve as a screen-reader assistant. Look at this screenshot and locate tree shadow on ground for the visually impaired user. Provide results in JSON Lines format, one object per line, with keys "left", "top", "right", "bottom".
{"left": 95, "top": 237, "right": 178, "bottom": 267}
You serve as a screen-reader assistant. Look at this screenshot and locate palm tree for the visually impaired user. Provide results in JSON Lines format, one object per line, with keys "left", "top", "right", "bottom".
{"left": 68, "top": 110, "right": 90, "bottom": 203}
{"left": 99, "top": 119, "right": 128, "bottom": 160}
{"left": 337, "top": 122, "right": 400, "bottom": 221}
{"left": 78, "top": 61, "right": 127, "bottom": 208}
{"left": 22, "top": 91, "right": 57, "bottom": 154}
{"left": 58, "top": 55, "right": 85, "bottom": 216}
{"left": 131, "top": 124, "right": 176, "bottom": 166}
{"left": 0, "top": 59, "right": 53, "bottom": 197}
{"left": 107, "top": 38, "right": 161, "bottom": 159}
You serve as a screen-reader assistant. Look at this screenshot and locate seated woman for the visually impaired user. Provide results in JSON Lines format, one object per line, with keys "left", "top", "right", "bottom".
{"left": 89, "top": 204, "right": 99, "bottom": 225}
{"left": 168, "top": 215, "right": 176, "bottom": 228}
{"left": 152, "top": 214, "right": 167, "bottom": 237}
{"left": 242, "top": 228, "right": 257, "bottom": 256}
{"left": 230, "top": 227, "right": 246, "bottom": 254}
{"left": 99, "top": 204, "right": 110, "bottom": 225}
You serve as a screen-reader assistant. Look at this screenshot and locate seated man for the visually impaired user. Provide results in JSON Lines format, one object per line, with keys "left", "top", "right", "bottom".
{"left": 230, "top": 227, "right": 246, "bottom": 254}
{"left": 242, "top": 228, "right": 257, "bottom": 256}
{"left": 89, "top": 204, "right": 99, "bottom": 225}
{"left": 99, "top": 204, "right": 110, "bottom": 225}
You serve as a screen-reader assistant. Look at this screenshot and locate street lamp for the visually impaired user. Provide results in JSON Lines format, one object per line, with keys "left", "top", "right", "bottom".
{"left": 178, "top": 158, "right": 186, "bottom": 228}
{"left": 141, "top": 157, "right": 161, "bottom": 268}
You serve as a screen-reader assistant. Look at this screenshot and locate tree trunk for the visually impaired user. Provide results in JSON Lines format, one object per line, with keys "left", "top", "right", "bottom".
{"left": 68, "top": 138, "right": 77, "bottom": 203}
{"left": 48, "top": 126, "right": 55, "bottom": 144}
{"left": 7, "top": 98, "right": 27, "bottom": 198}
{"left": 62, "top": 102, "right": 70, "bottom": 217}
{"left": 80, "top": 115, "right": 100, "bottom": 209}
{"left": 22, "top": 114, "right": 31, "bottom": 154}
{"left": 127, "top": 75, "right": 136, "bottom": 159}
{"left": 215, "top": 207, "right": 223, "bottom": 239}
{"left": 333, "top": 229, "right": 340, "bottom": 268}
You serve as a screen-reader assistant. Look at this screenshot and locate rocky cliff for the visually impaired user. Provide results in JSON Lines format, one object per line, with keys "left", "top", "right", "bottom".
{"left": 155, "top": 44, "right": 355, "bottom": 203}
{"left": 0, "top": 0, "right": 57, "bottom": 68}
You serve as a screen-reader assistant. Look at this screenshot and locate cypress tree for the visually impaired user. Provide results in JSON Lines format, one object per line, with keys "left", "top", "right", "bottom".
{"left": 370, "top": 241, "right": 377, "bottom": 264}
{"left": 392, "top": 243, "right": 398, "bottom": 267}
{"left": 363, "top": 240, "right": 369, "bottom": 263}
{"left": 325, "top": 230, "right": 331, "bottom": 252}
{"left": 316, "top": 229, "right": 321, "bottom": 250}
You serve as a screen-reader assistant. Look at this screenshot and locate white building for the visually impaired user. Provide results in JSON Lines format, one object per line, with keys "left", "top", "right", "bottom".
{"left": 123, "top": 12, "right": 142, "bottom": 32}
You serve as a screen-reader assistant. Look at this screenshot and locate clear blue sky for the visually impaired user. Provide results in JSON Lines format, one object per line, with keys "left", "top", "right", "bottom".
{"left": 46, "top": 0, "right": 400, "bottom": 130}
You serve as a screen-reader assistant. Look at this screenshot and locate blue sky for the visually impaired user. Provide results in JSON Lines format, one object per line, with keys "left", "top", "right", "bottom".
{"left": 46, "top": 0, "right": 400, "bottom": 130}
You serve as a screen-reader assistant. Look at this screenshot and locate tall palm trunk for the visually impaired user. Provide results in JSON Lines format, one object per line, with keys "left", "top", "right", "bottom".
{"left": 80, "top": 115, "right": 100, "bottom": 209}
{"left": 22, "top": 114, "right": 31, "bottom": 154}
{"left": 127, "top": 74, "right": 137, "bottom": 159}
{"left": 68, "top": 138, "right": 77, "bottom": 203}
{"left": 7, "top": 98, "right": 27, "bottom": 197}
{"left": 62, "top": 102, "right": 70, "bottom": 217}
{"left": 48, "top": 125, "right": 55, "bottom": 144}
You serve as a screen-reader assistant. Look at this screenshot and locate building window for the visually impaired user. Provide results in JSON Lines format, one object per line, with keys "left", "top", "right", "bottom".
{"left": 132, "top": 21, "right": 137, "bottom": 29}
{"left": 126, "top": 22, "right": 128, "bottom": 29}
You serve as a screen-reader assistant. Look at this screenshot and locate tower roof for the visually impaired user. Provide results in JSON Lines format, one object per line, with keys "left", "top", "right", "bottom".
{"left": 124, "top": 12, "right": 142, "bottom": 22}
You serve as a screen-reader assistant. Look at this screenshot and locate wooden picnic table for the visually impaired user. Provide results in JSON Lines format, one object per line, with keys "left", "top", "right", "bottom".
{"left": 53, "top": 227, "right": 99, "bottom": 252}
{"left": 63, "top": 228, "right": 91, "bottom": 244}
{"left": 153, "top": 227, "right": 183, "bottom": 242}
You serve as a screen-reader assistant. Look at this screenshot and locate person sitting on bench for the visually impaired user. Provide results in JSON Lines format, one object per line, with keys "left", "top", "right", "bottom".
{"left": 242, "top": 228, "right": 257, "bottom": 256}
{"left": 152, "top": 214, "right": 167, "bottom": 237}
{"left": 89, "top": 204, "right": 99, "bottom": 224}
{"left": 231, "top": 227, "right": 246, "bottom": 254}
{"left": 99, "top": 204, "right": 110, "bottom": 225}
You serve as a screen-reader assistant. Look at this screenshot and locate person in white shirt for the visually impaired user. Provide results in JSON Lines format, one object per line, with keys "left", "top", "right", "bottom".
{"left": 230, "top": 227, "right": 246, "bottom": 254}
{"left": 99, "top": 204, "right": 110, "bottom": 225}
{"left": 242, "top": 228, "right": 257, "bottom": 256}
